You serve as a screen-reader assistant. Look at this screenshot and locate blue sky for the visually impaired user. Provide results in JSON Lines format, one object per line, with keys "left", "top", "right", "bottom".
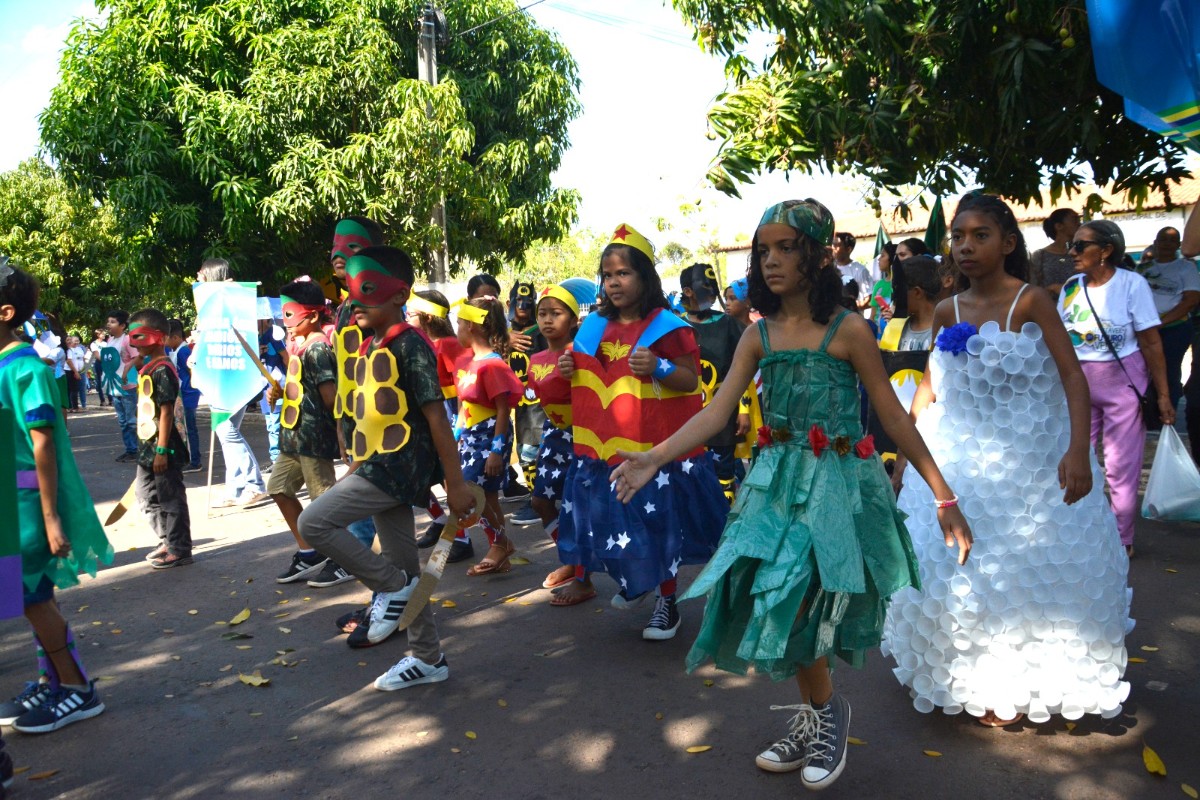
{"left": 0, "top": 0, "right": 861, "bottom": 246}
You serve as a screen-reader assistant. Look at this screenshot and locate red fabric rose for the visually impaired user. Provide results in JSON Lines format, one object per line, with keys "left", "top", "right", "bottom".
{"left": 854, "top": 435, "right": 875, "bottom": 459}
{"left": 757, "top": 425, "right": 773, "bottom": 449}
{"left": 808, "top": 424, "right": 829, "bottom": 457}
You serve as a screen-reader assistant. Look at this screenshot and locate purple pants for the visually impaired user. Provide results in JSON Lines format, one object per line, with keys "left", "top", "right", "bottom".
{"left": 1080, "top": 353, "right": 1147, "bottom": 546}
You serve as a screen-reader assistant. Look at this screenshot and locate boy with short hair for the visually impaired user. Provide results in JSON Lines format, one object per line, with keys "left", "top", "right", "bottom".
{"left": 299, "top": 245, "right": 475, "bottom": 689}
{"left": 128, "top": 309, "right": 192, "bottom": 569}
{"left": 166, "top": 320, "right": 203, "bottom": 473}
{"left": 101, "top": 310, "right": 139, "bottom": 460}
{"left": 267, "top": 281, "right": 345, "bottom": 586}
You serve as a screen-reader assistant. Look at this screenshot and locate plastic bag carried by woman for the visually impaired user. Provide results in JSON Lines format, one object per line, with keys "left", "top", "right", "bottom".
{"left": 1142, "top": 426, "right": 1200, "bottom": 522}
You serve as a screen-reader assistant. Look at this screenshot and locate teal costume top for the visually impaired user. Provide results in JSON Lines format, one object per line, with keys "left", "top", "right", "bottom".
{"left": 681, "top": 312, "right": 919, "bottom": 679}
{"left": 0, "top": 342, "right": 113, "bottom": 594}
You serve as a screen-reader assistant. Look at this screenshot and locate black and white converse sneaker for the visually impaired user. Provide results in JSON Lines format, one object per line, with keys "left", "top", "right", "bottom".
{"left": 642, "top": 594, "right": 681, "bottom": 641}
{"left": 417, "top": 521, "right": 445, "bottom": 549}
{"left": 276, "top": 552, "right": 328, "bottom": 584}
{"left": 365, "top": 573, "right": 418, "bottom": 644}
{"left": 11, "top": 682, "right": 105, "bottom": 734}
{"left": 373, "top": 654, "right": 450, "bottom": 691}
{"left": 756, "top": 704, "right": 818, "bottom": 773}
{"left": 307, "top": 561, "right": 354, "bottom": 588}
{"left": 802, "top": 693, "right": 852, "bottom": 790}
{"left": 0, "top": 681, "right": 52, "bottom": 726}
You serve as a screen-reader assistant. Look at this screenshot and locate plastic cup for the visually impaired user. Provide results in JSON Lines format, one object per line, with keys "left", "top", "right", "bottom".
{"left": 994, "top": 332, "right": 1016, "bottom": 353}
{"left": 1002, "top": 352, "right": 1023, "bottom": 373}
{"left": 1021, "top": 321, "right": 1043, "bottom": 341}
{"left": 981, "top": 348, "right": 1002, "bottom": 367}
{"left": 979, "top": 321, "right": 1001, "bottom": 338}
{"left": 966, "top": 335, "right": 986, "bottom": 356}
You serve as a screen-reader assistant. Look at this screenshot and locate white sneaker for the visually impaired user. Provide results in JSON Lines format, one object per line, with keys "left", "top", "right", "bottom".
{"left": 366, "top": 573, "right": 417, "bottom": 644}
{"left": 373, "top": 655, "right": 449, "bottom": 691}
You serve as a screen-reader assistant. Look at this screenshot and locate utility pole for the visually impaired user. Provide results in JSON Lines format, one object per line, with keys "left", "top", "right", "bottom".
{"left": 417, "top": 3, "right": 449, "bottom": 285}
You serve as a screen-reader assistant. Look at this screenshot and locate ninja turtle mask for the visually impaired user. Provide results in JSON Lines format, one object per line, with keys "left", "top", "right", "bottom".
{"left": 345, "top": 254, "right": 411, "bottom": 309}
{"left": 330, "top": 219, "right": 376, "bottom": 264}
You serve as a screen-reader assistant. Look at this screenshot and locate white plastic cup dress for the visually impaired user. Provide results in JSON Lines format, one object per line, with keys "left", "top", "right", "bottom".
{"left": 882, "top": 318, "right": 1132, "bottom": 720}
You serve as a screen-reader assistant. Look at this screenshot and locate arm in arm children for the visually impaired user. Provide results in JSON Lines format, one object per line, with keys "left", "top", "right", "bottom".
{"left": 612, "top": 317, "right": 973, "bottom": 564}
{"left": 31, "top": 427, "right": 70, "bottom": 556}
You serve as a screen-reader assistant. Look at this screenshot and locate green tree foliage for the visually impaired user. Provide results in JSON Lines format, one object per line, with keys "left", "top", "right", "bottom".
{"left": 41, "top": 0, "right": 581, "bottom": 286}
{"left": 672, "top": 0, "right": 1190, "bottom": 211}
{"left": 0, "top": 159, "right": 190, "bottom": 329}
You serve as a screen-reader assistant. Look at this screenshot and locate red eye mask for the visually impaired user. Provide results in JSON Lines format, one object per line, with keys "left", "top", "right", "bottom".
{"left": 281, "top": 302, "right": 324, "bottom": 328}
{"left": 128, "top": 324, "right": 165, "bottom": 347}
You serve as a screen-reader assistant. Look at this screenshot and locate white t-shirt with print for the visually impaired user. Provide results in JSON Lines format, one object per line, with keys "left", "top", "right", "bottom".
{"left": 1059, "top": 269, "right": 1161, "bottom": 362}
{"left": 1139, "top": 257, "right": 1200, "bottom": 317}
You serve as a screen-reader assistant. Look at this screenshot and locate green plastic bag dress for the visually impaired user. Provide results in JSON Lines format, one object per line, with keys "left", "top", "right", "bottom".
{"left": 682, "top": 313, "right": 920, "bottom": 680}
{"left": 0, "top": 342, "right": 113, "bottom": 595}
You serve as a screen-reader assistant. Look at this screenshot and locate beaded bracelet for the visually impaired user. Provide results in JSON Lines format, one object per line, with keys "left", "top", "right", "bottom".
{"left": 934, "top": 495, "right": 958, "bottom": 509}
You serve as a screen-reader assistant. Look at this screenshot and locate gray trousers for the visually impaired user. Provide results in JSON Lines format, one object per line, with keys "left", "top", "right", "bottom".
{"left": 298, "top": 474, "right": 440, "bottom": 662}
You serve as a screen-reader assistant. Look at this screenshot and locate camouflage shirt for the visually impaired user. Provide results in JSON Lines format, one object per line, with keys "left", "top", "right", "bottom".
{"left": 354, "top": 329, "right": 445, "bottom": 504}
{"left": 279, "top": 340, "right": 339, "bottom": 461}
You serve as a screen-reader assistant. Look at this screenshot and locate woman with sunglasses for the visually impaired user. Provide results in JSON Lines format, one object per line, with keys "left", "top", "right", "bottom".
{"left": 1058, "top": 220, "right": 1174, "bottom": 556}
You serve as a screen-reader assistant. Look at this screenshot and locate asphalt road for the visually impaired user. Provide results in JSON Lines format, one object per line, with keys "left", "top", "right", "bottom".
{"left": 1, "top": 402, "right": 1197, "bottom": 799}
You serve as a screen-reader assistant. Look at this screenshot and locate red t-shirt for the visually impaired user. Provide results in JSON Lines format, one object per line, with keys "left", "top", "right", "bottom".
{"left": 433, "top": 336, "right": 465, "bottom": 393}
{"left": 528, "top": 346, "right": 572, "bottom": 428}
{"left": 454, "top": 351, "right": 523, "bottom": 409}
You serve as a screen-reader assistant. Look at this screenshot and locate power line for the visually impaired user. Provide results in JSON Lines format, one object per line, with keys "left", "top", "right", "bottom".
{"left": 456, "top": 0, "right": 550, "bottom": 38}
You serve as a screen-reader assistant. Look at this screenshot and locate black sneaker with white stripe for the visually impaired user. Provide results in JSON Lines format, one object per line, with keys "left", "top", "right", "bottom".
{"left": 276, "top": 552, "right": 328, "bottom": 584}
{"left": 0, "top": 681, "right": 52, "bottom": 726}
{"left": 756, "top": 704, "right": 818, "bottom": 773}
{"left": 365, "top": 573, "right": 417, "bottom": 644}
{"left": 11, "top": 682, "right": 105, "bottom": 734}
{"left": 307, "top": 561, "right": 354, "bottom": 588}
{"left": 373, "top": 654, "right": 449, "bottom": 691}
{"left": 642, "top": 594, "right": 681, "bottom": 641}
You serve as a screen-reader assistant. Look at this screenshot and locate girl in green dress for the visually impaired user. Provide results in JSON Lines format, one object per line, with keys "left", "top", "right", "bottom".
{"left": 0, "top": 261, "right": 113, "bottom": 734}
{"left": 611, "top": 200, "right": 973, "bottom": 791}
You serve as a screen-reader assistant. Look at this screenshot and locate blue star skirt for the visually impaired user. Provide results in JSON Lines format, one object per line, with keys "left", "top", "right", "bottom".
{"left": 557, "top": 451, "right": 727, "bottom": 598}
{"left": 458, "top": 418, "right": 512, "bottom": 493}
{"left": 533, "top": 420, "right": 574, "bottom": 503}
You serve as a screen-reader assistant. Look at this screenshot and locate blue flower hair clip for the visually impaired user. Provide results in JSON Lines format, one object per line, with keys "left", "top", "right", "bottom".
{"left": 935, "top": 322, "right": 978, "bottom": 355}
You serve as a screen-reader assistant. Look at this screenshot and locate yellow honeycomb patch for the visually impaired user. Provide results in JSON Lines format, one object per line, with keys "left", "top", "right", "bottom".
{"left": 334, "top": 325, "right": 364, "bottom": 419}
{"left": 348, "top": 347, "right": 411, "bottom": 460}
{"left": 137, "top": 374, "right": 157, "bottom": 440}
{"left": 281, "top": 356, "right": 303, "bottom": 430}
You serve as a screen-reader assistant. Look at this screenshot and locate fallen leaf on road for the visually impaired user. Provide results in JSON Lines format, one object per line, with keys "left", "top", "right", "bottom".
{"left": 465, "top": 731, "right": 477, "bottom": 740}
{"left": 1182, "top": 784, "right": 1197, "bottom": 799}
{"left": 238, "top": 671, "right": 270, "bottom": 687}
{"left": 498, "top": 699, "right": 508, "bottom": 708}
{"left": 686, "top": 746, "right": 712, "bottom": 753}
{"left": 148, "top": 612, "right": 156, "bottom": 616}
{"left": 278, "top": 627, "right": 292, "bottom": 634}
{"left": 246, "top": 578, "right": 253, "bottom": 583}
{"left": 1129, "top": 657, "right": 1148, "bottom": 663}
{"left": 503, "top": 598, "right": 516, "bottom": 603}
{"left": 219, "top": 664, "right": 233, "bottom": 672}
{"left": 1143, "top": 743, "right": 1166, "bottom": 776}
{"left": 510, "top": 556, "right": 530, "bottom": 565}
{"left": 277, "top": 600, "right": 289, "bottom": 605}
{"left": 110, "top": 629, "right": 122, "bottom": 635}
{"left": 1165, "top": 569, "right": 1178, "bottom": 574}
{"left": 171, "top": 655, "right": 181, "bottom": 661}
{"left": 357, "top": 662, "right": 367, "bottom": 667}
{"left": 187, "top": 610, "right": 198, "bottom": 615}
{"left": 287, "top": 736, "right": 299, "bottom": 742}
{"left": 229, "top": 609, "right": 251, "bottom": 625}
{"left": 164, "top": 694, "right": 174, "bottom": 699}
{"left": 162, "top": 629, "right": 175, "bottom": 634}
{"left": 276, "top": 649, "right": 294, "bottom": 655}
{"left": 91, "top": 621, "right": 102, "bottom": 626}
{"left": 249, "top": 711, "right": 263, "bottom": 717}
{"left": 77, "top": 605, "right": 88, "bottom": 612}
{"left": 923, "top": 750, "right": 942, "bottom": 758}
{"left": 442, "top": 600, "right": 457, "bottom": 608}
{"left": 274, "top": 612, "right": 290, "bottom": 618}
{"left": 655, "top": 712, "right": 664, "bottom": 720}
{"left": 451, "top": 748, "right": 461, "bottom": 754}
{"left": 13, "top": 766, "right": 30, "bottom": 774}
{"left": 703, "top": 679, "right": 714, "bottom": 687}
{"left": 417, "top": 731, "right": 428, "bottom": 738}
{"left": 235, "top": 645, "right": 252, "bottom": 650}
{"left": 198, "top": 681, "right": 213, "bottom": 687}
{"left": 1141, "top": 646, "right": 1160, "bottom": 652}
{"left": 28, "top": 770, "right": 59, "bottom": 781}
{"left": 214, "top": 621, "right": 227, "bottom": 626}
{"left": 847, "top": 737, "right": 867, "bottom": 745}
{"left": 302, "top": 597, "right": 311, "bottom": 602}
{"left": 1065, "top": 722, "right": 1077, "bottom": 732}
{"left": 229, "top": 591, "right": 237, "bottom": 597}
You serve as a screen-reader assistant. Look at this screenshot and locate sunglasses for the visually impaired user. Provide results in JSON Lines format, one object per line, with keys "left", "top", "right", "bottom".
{"left": 1069, "top": 240, "right": 1104, "bottom": 254}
